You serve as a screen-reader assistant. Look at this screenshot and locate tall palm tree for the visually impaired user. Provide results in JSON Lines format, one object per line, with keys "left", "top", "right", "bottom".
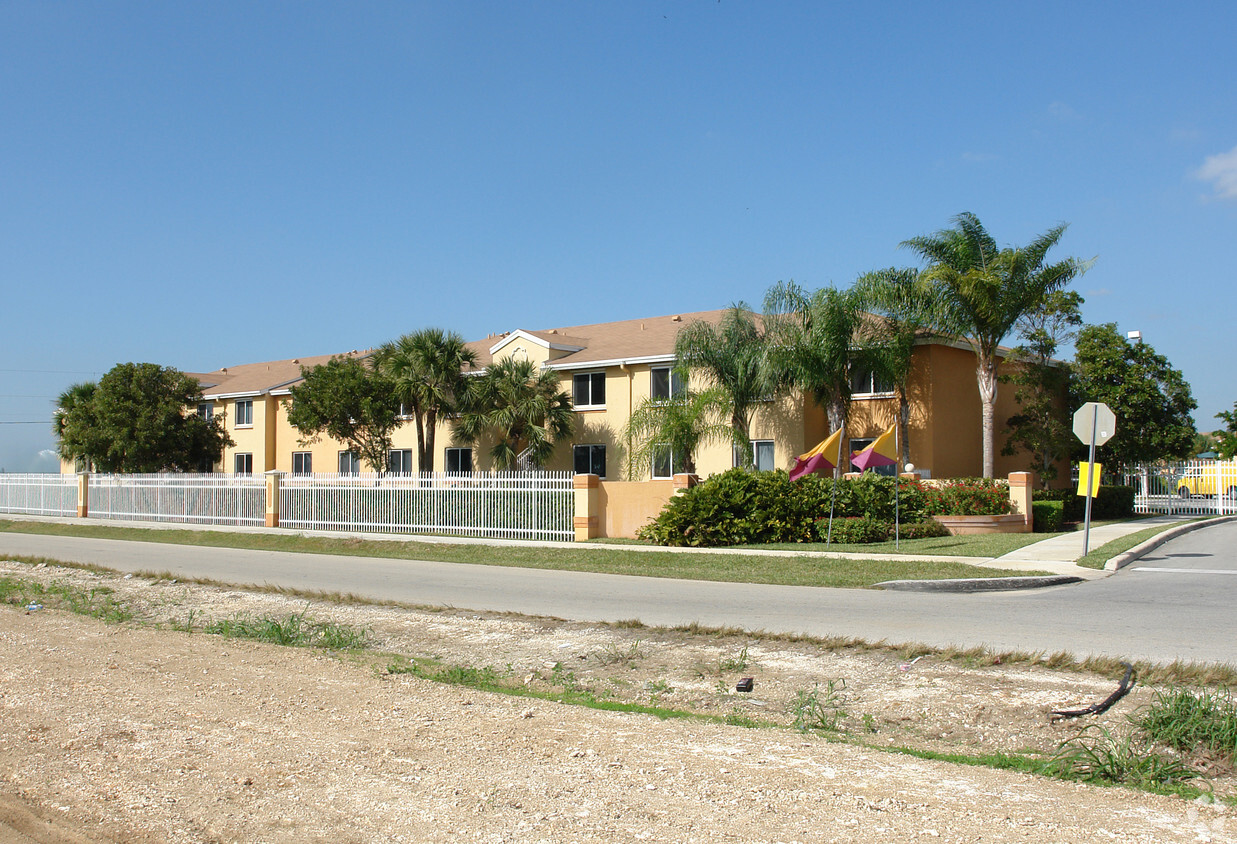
{"left": 763, "top": 281, "right": 866, "bottom": 466}
{"left": 374, "top": 328, "right": 478, "bottom": 472}
{"left": 53, "top": 381, "right": 99, "bottom": 470}
{"left": 673, "top": 305, "right": 781, "bottom": 469}
{"left": 453, "top": 356, "right": 574, "bottom": 470}
{"left": 852, "top": 267, "right": 949, "bottom": 467}
{"left": 901, "top": 212, "right": 1087, "bottom": 477}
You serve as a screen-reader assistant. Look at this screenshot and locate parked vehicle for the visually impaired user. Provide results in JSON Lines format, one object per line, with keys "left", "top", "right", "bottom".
{"left": 1175, "top": 462, "right": 1237, "bottom": 499}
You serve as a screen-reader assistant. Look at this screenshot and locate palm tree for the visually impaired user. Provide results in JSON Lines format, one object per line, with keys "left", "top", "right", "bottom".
{"left": 674, "top": 305, "right": 781, "bottom": 468}
{"left": 852, "top": 268, "right": 949, "bottom": 467}
{"left": 374, "top": 328, "right": 478, "bottom": 472}
{"left": 622, "top": 387, "right": 731, "bottom": 479}
{"left": 453, "top": 356, "right": 574, "bottom": 470}
{"left": 762, "top": 281, "right": 866, "bottom": 465}
{"left": 901, "top": 212, "right": 1087, "bottom": 477}
{"left": 53, "top": 381, "right": 99, "bottom": 470}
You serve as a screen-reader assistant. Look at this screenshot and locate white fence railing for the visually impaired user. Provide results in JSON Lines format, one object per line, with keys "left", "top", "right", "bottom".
{"left": 90, "top": 473, "right": 266, "bottom": 526}
{"left": 1123, "top": 460, "right": 1237, "bottom": 516}
{"left": 0, "top": 474, "right": 78, "bottom": 517}
{"left": 280, "top": 472, "right": 575, "bottom": 542}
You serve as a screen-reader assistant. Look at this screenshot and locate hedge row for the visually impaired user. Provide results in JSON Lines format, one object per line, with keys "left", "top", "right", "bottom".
{"left": 1032, "top": 486, "right": 1135, "bottom": 522}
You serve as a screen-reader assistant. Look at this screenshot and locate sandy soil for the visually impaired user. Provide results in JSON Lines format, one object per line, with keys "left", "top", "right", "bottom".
{"left": 0, "top": 560, "right": 1233, "bottom": 843}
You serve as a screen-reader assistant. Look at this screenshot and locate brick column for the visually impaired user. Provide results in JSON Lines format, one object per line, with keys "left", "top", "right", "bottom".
{"left": 264, "top": 471, "right": 283, "bottom": 528}
{"left": 573, "top": 473, "right": 599, "bottom": 542}
{"left": 671, "top": 473, "right": 698, "bottom": 494}
{"left": 76, "top": 472, "right": 89, "bottom": 518}
{"left": 1008, "top": 471, "right": 1033, "bottom": 531}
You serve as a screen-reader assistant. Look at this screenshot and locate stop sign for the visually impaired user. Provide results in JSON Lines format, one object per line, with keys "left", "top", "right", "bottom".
{"left": 1073, "top": 402, "right": 1116, "bottom": 446}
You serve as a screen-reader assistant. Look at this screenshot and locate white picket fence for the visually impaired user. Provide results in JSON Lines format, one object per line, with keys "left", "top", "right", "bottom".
{"left": 0, "top": 474, "right": 78, "bottom": 517}
{"left": 90, "top": 473, "right": 266, "bottom": 526}
{"left": 1123, "top": 460, "right": 1237, "bottom": 516}
{"left": 279, "top": 472, "right": 575, "bottom": 542}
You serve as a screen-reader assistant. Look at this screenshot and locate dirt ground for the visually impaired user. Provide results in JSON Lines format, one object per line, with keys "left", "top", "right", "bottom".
{"left": 1, "top": 559, "right": 1233, "bottom": 843}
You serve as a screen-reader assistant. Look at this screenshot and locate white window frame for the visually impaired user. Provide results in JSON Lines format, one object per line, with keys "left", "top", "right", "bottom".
{"left": 651, "top": 444, "right": 684, "bottom": 480}
{"left": 338, "top": 450, "right": 361, "bottom": 475}
{"left": 292, "top": 451, "right": 312, "bottom": 475}
{"left": 733, "top": 440, "right": 775, "bottom": 471}
{"left": 235, "top": 399, "right": 253, "bottom": 428}
{"left": 197, "top": 403, "right": 213, "bottom": 421}
{"left": 445, "top": 447, "right": 473, "bottom": 473}
{"left": 573, "top": 443, "right": 607, "bottom": 478}
{"left": 849, "top": 437, "right": 897, "bottom": 476}
{"left": 650, "top": 367, "right": 687, "bottom": 402}
{"left": 234, "top": 452, "right": 253, "bottom": 475}
{"left": 572, "top": 371, "right": 606, "bottom": 410}
{"left": 851, "top": 367, "right": 895, "bottom": 398}
{"left": 388, "top": 449, "right": 414, "bottom": 475}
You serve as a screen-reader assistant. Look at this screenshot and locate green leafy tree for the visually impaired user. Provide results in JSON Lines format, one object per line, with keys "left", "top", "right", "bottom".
{"left": 373, "top": 328, "right": 478, "bottom": 472}
{"left": 453, "top": 356, "right": 574, "bottom": 470}
{"left": 674, "top": 304, "right": 781, "bottom": 468}
{"left": 286, "top": 356, "right": 402, "bottom": 473}
{"left": 1212, "top": 403, "right": 1237, "bottom": 459}
{"left": 1070, "top": 324, "right": 1196, "bottom": 467}
{"left": 1000, "top": 290, "right": 1084, "bottom": 485}
{"left": 763, "top": 282, "right": 867, "bottom": 453}
{"left": 852, "top": 268, "right": 950, "bottom": 466}
{"left": 622, "top": 387, "right": 731, "bottom": 479}
{"left": 53, "top": 363, "right": 233, "bottom": 473}
{"left": 902, "top": 212, "right": 1088, "bottom": 477}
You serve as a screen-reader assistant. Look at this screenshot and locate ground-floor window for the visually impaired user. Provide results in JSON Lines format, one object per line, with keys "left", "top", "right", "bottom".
{"left": 573, "top": 444, "right": 606, "bottom": 478}
{"left": 338, "top": 451, "right": 361, "bottom": 474}
{"left": 445, "top": 447, "right": 473, "bottom": 473}
{"left": 234, "top": 453, "right": 253, "bottom": 475}
{"left": 848, "top": 438, "right": 897, "bottom": 476}
{"left": 733, "top": 440, "right": 775, "bottom": 471}
{"left": 651, "top": 444, "right": 684, "bottom": 479}
{"left": 292, "top": 452, "right": 312, "bottom": 475}
{"left": 388, "top": 449, "right": 414, "bottom": 474}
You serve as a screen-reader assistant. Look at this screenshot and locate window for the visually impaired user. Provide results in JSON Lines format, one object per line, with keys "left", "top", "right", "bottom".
{"left": 651, "top": 445, "right": 685, "bottom": 479}
{"left": 734, "top": 440, "right": 775, "bottom": 472}
{"left": 388, "top": 449, "right": 414, "bottom": 474}
{"left": 851, "top": 367, "right": 894, "bottom": 396}
{"left": 234, "top": 453, "right": 253, "bottom": 474}
{"left": 445, "top": 447, "right": 473, "bottom": 473}
{"left": 292, "top": 452, "right": 312, "bottom": 475}
{"left": 235, "top": 399, "right": 253, "bottom": 427}
{"left": 572, "top": 372, "right": 605, "bottom": 409}
{"left": 338, "top": 451, "right": 361, "bottom": 474}
{"left": 197, "top": 403, "right": 213, "bottom": 421}
{"left": 573, "top": 444, "right": 607, "bottom": 477}
{"left": 849, "top": 438, "right": 897, "bottom": 476}
{"left": 650, "top": 367, "right": 687, "bottom": 402}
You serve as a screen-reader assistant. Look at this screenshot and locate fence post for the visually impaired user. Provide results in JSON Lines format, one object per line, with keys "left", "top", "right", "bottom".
{"left": 573, "top": 474, "right": 599, "bottom": 541}
{"left": 265, "top": 471, "right": 283, "bottom": 528}
{"left": 672, "top": 473, "right": 698, "bottom": 494}
{"left": 1008, "top": 471, "right": 1033, "bottom": 531}
{"left": 76, "top": 472, "right": 90, "bottom": 518}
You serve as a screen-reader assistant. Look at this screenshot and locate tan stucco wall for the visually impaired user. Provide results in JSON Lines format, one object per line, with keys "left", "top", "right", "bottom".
{"left": 597, "top": 480, "right": 675, "bottom": 538}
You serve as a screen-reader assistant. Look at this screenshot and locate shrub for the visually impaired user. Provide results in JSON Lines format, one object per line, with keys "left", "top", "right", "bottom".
{"left": 1032, "top": 500, "right": 1064, "bottom": 533}
{"left": 1033, "top": 485, "right": 1135, "bottom": 522}
{"left": 897, "top": 518, "right": 951, "bottom": 540}
{"left": 815, "top": 516, "right": 891, "bottom": 544}
{"left": 922, "top": 479, "right": 1013, "bottom": 516}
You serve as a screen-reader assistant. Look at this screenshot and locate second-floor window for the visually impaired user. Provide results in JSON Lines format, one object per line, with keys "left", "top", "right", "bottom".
{"left": 235, "top": 399, "right": 253, "bottom": 427}
{"left": 851, "top": 367, "right": 894, "bottom": 396}
{"left": 650, "top": 367, "right": 686, "bottom": 402}
{"left": 572, "top": 372, "right": 605, "bottom": 409}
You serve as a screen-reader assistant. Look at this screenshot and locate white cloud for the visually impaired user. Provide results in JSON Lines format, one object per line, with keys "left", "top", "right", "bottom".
{"left": 1195, "top": 145, "right": 1237, "bottom": 200}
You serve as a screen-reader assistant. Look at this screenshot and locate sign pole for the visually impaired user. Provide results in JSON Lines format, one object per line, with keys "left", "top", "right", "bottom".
{"left": 1083, "top": 407, "right": 1097, "bottom": 556}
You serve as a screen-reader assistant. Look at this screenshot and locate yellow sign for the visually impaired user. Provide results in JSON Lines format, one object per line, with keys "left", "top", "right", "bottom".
{"left": 1077, "top": 462, "right": 1102, "bottom": 497}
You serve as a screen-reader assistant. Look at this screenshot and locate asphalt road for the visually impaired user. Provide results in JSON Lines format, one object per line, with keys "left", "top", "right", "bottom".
{"left": 2, "top": 522, "right": 1235, "bottom": 666}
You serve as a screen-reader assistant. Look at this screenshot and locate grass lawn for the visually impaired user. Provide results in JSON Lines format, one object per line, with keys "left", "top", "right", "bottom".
{"left": 0, "top": 518, "right": 1053, "bottom": 589}
{"left": 1074, "top": 519, "right": 1201, "bottom": 569}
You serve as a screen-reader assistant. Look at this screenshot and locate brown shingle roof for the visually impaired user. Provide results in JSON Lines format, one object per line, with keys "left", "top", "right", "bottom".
{"left": 197, "top": 351, "right": 370, "bottom": 398}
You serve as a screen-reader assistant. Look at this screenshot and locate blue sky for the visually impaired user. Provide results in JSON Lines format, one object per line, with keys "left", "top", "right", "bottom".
{"left": 3, "top": 1, "right": 1235, "bottom": 472}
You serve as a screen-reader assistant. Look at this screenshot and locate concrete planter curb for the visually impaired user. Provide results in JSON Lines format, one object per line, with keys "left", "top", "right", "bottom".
{"left": 932, "top": 513, "right": 1029, "bottom": 535}
{"left": 1103, "top": 514, "right": 1237, "bottom": 571}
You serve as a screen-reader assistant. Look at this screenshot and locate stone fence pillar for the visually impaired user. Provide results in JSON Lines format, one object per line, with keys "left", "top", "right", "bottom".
{"left": 76, "top": 472, "right": 90, "bottom": 518}
{"left": 1008, "top": 471, "right": 1033, "bottom": 530}
{"left": 573, "top": 474, "right": 599, "bottom": 542}
{"left": 264, "top": 471, "right": 283, "bottom": 528}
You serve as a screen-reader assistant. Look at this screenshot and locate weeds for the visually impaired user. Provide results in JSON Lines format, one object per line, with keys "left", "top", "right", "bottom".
{"left": 717, "top": 645, "right": 750, "bottom": 674}
{"left": 1137, "top": 687, "right": 1237, "bottom": 762}
{"left": 1042, "top": 726, "right": 1197, "bottom": 788}
{"left": 596, "top": 640, "right": 643, "bottom": 667}
{"left": 0, "top": 575, "right": 133, "bottom": 623}
{"left": 792, "top": 679, "right": 848, "bottom": 732}
{"left": 204, "top": 608, "right": 370, "bottom": 650}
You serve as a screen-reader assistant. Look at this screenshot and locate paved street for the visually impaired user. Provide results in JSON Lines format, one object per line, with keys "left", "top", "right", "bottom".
{"left": 2, "top": 519, "right": 1234, "bottom": 666}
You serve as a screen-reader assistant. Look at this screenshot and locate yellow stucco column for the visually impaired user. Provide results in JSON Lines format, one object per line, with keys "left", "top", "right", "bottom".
{"left": 76, "top": 472, "right": 89, "bottom": 518}
{"left": 1008, "top": 471, "right": 1033, "bottom": 530}
{"left": 264, "top": 471, "right": 283, "bottom": 528}
{"left": 573, "top": 473, "right": 600, "bottom": 541}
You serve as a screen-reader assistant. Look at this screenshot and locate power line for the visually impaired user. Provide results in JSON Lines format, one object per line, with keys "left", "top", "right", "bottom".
{"left": 0, "top": 421, "right": 50, "bottom": 425}
{"left": 0, "top": 369, "right": 102, "bottom": 375}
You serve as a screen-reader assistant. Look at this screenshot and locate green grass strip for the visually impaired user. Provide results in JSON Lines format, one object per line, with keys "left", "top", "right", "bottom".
{"left": 1075, "top": 519, "right": 1200, "bottom": 569}
{"left": 0, "top": 519, "right": 1051, "bottom": 588}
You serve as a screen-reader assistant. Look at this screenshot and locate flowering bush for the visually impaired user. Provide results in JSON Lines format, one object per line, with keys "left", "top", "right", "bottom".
{"left": 922, "top": 479, "right": 1013, "bottom": 516}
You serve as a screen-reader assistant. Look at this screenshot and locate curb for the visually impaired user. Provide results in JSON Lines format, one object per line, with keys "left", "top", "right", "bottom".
{"left": 876, "top": 575, "right": 1085, "bottom": 593}
{"left": 1104, "top": 514, "right": 1237, "bottom": 571}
